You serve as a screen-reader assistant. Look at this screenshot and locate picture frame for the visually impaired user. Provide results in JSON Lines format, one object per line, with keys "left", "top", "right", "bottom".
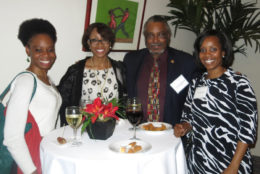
{"left": 84, "top": 0, "right": 147, "bottom": 51}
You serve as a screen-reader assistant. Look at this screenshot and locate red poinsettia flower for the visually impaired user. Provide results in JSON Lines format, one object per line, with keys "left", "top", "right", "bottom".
{"left": 81, "top": 97, "right": 123, "bottom": 134}
{"left": 83, "top": 97, "right": 119, "bottom": 124}
{"left": 102, "top": 103, "right": 119, "bottom": 120}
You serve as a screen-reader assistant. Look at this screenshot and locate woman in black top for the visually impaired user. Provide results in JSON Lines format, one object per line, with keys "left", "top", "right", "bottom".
{"left": 58, "top": 23, "right": 126, "bottom": 126}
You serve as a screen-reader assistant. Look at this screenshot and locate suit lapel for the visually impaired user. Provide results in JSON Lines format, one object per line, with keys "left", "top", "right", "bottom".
{"left": 133, "top": 50, "right": 149, "bottom": 95}
{"left": 166, "top": 50, "right": 179, "bottom": 87}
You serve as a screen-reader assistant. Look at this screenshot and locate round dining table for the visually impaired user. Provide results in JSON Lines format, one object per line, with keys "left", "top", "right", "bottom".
{"left": 40, "top": 119, "right": 187, "bottom": 174}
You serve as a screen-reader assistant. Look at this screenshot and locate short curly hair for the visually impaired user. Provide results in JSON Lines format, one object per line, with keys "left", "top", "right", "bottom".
{"left": 18, "top": 18, "right": 57, "bottom": 46}
{"left": 194, "top": 30, "right": 234, "bottom": 70}
{"left": 82, "top": 23, "right": 115, "bottom": 51}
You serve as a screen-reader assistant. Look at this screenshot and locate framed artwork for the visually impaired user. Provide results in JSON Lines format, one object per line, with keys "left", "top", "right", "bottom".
{"left": 84, "top": 0, "right": 147, "bottom": 51}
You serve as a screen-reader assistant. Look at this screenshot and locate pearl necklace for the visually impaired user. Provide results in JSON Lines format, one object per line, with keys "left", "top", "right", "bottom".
{"left": 91, "top": 58, "right": 109, "bottom": 99}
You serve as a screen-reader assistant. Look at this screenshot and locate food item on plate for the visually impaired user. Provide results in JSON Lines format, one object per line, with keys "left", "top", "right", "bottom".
{"left": 120, "top": 141, "right": 142, "bottom": 153}
{"left": 57, "top": 137, "right": 67, "bottom": 144}
{"left": 133, "top": 145, "right": 142, "bottom": 152}
{"left": 142, "top": 123, "right": 167, "bottom": 131}
{"left": 120, "top": 146, "right": 126, "bottom": 153}
{"left": 129, "top": 142, "right": 136, "bottom": 147}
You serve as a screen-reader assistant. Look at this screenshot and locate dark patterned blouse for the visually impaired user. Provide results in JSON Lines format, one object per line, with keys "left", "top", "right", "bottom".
{"left": 181, "top": 68, "right": 258, "bottom": 174}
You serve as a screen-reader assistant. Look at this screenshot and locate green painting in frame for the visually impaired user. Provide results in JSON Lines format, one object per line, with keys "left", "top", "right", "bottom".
{"left": 85, "top": 0, "right": 147, "bottom": 51}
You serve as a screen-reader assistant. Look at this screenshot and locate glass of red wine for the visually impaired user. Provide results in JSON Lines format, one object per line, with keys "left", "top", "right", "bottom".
{"left": 126, "top": 97, "right": 143, "bottom": 140}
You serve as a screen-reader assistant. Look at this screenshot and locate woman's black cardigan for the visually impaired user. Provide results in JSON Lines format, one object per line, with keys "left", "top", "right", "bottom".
{"left": 57, "top": 57, "right": 127, "bottom": 126}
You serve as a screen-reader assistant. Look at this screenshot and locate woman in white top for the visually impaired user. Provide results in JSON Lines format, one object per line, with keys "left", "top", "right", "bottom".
{"left": 3, "top": 18, "right": 62, "bottom": 174}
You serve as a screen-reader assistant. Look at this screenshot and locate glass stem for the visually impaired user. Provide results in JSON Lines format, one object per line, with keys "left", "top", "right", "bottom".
{"left": 133, "top": 125, "right": 137, "bottom": 139}
{"left": 73, "top": 128, "right": 77, "bottom": 142}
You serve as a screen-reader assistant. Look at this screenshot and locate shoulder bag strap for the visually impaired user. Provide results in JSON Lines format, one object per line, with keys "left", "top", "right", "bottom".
{"left": 0, "top": 71, "right": 37, "bottom": 103}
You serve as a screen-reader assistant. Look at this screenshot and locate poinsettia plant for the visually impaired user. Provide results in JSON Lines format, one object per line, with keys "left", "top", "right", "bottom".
{"left": 81, "top": 97, "right": 124, "bottom": 134}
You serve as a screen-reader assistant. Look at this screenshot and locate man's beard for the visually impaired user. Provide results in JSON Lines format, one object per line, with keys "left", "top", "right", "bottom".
{"left": 147, "top": 43, "right": 167, "bottom": 57}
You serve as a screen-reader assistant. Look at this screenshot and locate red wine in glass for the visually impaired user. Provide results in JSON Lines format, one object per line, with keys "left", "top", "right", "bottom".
{"left": 126, "top": 97, "right": 143, "bottom": 139}
{"left": 126, "top": 110, "right": 143, "bottom": 126}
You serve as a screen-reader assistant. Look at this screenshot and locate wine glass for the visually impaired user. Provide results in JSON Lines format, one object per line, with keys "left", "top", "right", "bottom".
{"left": 126, "top": 97, "right": 143, "bottom": 140}
{"left": 65, "top": 106, "right": 83, "bottom": 146}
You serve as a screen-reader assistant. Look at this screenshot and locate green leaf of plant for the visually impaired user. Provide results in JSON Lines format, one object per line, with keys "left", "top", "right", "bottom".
{"left": 166, "top": 0, "right": 260, "bottom": 56}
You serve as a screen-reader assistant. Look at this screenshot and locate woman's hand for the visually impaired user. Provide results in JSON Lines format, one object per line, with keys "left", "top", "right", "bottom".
{"left": 222, "top": 141, "right": 249, "bottom": 174}
{"left": 174, "top": 122, "right": 192, "bottom": 137}
{"left": 222, "top": 165, "right": 238, "bottom": 174}
{"left": 32, "top": 170, "right": 38, "bottom": 174}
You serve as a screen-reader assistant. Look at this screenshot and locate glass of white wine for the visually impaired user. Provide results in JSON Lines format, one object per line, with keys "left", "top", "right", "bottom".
{"left": 65, "top": 106, "right": 82, "bottom": 146}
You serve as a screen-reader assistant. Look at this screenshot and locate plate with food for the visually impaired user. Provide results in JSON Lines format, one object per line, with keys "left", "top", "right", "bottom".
{"left": 109, "top": 140, "right": 152, "bottom": 154}
{"left": 139, "top": 122, "right": 172, "bottom": 134}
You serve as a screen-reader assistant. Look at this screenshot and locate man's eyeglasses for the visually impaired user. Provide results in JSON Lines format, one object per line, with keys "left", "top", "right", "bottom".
{"left": 89, "top": 39, "right": 110, "bottom": 46}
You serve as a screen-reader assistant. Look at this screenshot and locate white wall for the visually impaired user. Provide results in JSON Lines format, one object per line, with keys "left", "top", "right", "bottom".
{"left": 0, "top": 0, "right": 259, "bottom": 155}
{"left": 0, "top": 0, "right": 87, "bottom": 88}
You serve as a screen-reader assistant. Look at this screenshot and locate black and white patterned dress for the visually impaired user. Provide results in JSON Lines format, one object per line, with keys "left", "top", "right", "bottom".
{"left": 181, "top": 68, "right": 258, "bottom": 174}
{"left": 81, "top": 67, "right": 118, "bottom": 102}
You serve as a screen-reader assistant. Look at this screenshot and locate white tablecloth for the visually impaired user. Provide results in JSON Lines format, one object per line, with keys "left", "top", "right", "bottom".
{"left": 40, "top": 119, "right": 187, "bottom": 174}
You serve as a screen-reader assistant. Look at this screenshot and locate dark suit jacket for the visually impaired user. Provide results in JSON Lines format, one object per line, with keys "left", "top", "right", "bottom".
{"left": 123, "top": 47, "right": 199, "bottom": 126}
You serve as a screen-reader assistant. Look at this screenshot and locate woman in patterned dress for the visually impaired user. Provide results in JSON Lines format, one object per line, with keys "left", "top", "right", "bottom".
{"left": 58, "top": 23, "right": 126, "bottom": 126}
{"left": 174, "top": 30, "right": 257, "bottom": 174}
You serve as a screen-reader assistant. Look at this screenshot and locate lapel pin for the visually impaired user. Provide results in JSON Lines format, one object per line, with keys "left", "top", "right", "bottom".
{"left": 170, "top": 59, "right": 175, "bottom": 64}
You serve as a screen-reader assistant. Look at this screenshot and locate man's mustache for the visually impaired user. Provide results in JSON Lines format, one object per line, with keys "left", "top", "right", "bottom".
{"left": 150, "top": 43, "right": 162, "bottom": 47}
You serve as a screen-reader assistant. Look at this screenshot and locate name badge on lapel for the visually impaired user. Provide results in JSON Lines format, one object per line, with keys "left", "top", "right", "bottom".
{"left": 194, "top": 86, "right": 208, "bottom": 99}
{"left": 170, "top": 75, "right": 189, "bottom": 94}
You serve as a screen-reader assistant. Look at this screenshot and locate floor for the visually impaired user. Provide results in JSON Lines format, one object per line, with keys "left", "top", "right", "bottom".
{"left": 252, "top": 156, "right": 260, "bottom": 174}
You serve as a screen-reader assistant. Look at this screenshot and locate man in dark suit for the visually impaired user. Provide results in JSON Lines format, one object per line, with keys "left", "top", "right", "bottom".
{"left": 123, "top": 15, "right": 199, "bottom": 126}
